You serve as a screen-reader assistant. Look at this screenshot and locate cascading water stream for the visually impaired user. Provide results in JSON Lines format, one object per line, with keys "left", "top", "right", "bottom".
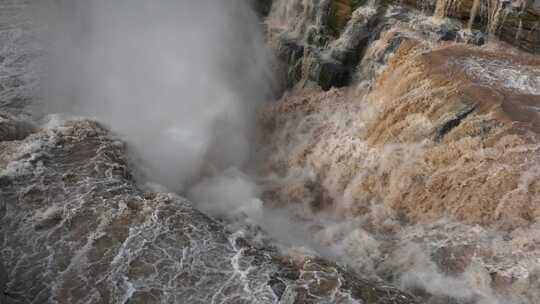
{"left": 467, "top": 0, "right": 482, "bottom": 30}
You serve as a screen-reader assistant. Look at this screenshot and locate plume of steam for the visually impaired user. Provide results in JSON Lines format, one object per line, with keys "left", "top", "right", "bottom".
{"left": 36, "top": 0, "right": 272, "bottom": 191}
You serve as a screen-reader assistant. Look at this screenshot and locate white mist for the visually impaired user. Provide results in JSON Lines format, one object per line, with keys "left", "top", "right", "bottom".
{"left": 38, "top": 0, "right": 272, "bottom": 192}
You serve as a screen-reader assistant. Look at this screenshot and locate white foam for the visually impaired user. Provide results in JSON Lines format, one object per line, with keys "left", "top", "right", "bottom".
{"left": 462, "top": 57, "right": 540, "bottom": 95}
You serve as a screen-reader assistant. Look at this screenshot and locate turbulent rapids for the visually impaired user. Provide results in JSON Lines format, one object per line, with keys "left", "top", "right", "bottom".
{"left": 1, "top": 0, "right": 540, "bottom": 304}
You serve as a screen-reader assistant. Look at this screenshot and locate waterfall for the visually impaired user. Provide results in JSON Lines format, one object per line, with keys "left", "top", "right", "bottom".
{"left": 434, "top": 0, "right": 463, "bottom": 18}
{"left": 432, "top": 0, "right": 531, "bottom": 42}
{"left": 467, "top": 0, "right": 481, "bottom": 30}
{"left": 486, "top": 0, "right": 509, "bottom": 37}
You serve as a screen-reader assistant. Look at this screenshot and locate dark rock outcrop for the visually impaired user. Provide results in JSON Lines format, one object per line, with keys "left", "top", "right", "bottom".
{"left": 313, "top": 59, "right": 352, "bottom": 90}
{"left": 267, "top": 0, "right": 505, "bottom": 92}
